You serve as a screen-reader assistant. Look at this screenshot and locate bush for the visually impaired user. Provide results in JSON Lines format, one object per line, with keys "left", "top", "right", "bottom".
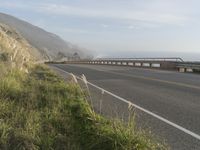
{"left": 0, "top": 76, "right": 22, "bottom": 100}
{"left": 0, "top": 52, "right": 9, "bottom": 62}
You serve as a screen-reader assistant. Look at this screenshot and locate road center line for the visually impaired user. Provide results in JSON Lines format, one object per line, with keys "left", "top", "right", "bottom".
{"left": 52, "top": 65, "right": 200, "bottom": 141}
{"left": 60, "top": 64, "right": 200, "bottom": 90}
{"left": 108, "top": 71, "right": 200, "bottom": 90}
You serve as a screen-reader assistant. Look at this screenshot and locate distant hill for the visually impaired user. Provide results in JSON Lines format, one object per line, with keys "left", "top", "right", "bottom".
{"left": 0, "top": 12, "right": 87, "bottom": 61}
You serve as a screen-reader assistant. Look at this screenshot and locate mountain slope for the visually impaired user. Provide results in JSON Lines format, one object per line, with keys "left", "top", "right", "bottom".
{"left": 0, "top": 23, "right": 44, "bottom": 69}
{"left": 0, "top": 12, "right": 85, "bottom": 60}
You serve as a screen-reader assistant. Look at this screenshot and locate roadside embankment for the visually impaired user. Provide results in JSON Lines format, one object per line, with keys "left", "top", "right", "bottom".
{"left": 0, "top": 63, "right": 168, "bottom": 149}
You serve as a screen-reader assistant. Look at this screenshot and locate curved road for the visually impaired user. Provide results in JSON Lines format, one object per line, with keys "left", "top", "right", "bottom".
{"left": 51, "top": 64, "right": 200, "bottom": 150}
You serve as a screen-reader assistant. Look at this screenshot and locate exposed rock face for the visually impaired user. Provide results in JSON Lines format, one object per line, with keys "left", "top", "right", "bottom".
{"left": 0, "top": 12, "right": 87, "bottom": 61}
{"left": 0, "top": 23, "right": 41, "bottom": 69}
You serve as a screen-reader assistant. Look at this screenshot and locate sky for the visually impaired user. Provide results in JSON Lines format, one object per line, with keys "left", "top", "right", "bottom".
{"left": 0, "top": 0, "right": 200, "bottom": 60}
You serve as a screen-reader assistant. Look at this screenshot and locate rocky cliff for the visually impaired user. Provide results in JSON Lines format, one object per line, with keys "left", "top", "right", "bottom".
{"left": 0, "top": 23, "right": 43, "bottom": 69}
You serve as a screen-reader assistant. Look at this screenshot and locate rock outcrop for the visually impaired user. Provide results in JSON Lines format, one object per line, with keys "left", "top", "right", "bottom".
{"left": 0, "top": 23, "right": 41, "bottom": 69}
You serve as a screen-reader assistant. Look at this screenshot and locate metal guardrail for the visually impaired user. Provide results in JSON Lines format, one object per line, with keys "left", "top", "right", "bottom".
{"left": 96, "top": 57, "right": 184, "bottom": 62}
{"left": 47, "top": 58, "right": 200, "bottom": 73}
{"left": 177, "top": 62, "right": 200, "bottom": 71}
{"left": 46, "top": 57, "right": 184, "bottom": 70}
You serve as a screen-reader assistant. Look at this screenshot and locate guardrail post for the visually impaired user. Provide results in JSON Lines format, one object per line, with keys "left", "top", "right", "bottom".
{"left": 122, "top": 62, "right": 127, "bottom": 65}
{"left": 179, "top": 68, "right": 186, "bottom": 73}
{"left": 135, "top": 62, "right": 141, "bottom": 67}
{"left": 128, "top": 62, "right": 134, "bottom": 66}
{"left": 186, "top": 68, "right": 193, "bottom": 72}
{"left": 117, "top": 62, "right": 121, "bottom": 65}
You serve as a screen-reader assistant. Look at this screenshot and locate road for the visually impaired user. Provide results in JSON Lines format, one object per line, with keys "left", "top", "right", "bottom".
{"left": 50, "top": 64, "right": 200, "bottom": 150}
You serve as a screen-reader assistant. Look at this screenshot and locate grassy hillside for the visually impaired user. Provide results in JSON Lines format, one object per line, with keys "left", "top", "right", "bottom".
{"left": 0, "top": 62, "right": 168, "bottom": 150}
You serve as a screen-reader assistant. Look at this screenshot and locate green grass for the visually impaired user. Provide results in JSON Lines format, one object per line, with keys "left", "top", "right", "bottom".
{"left": 0, "top": 64, "right": 168, "bottom": 150}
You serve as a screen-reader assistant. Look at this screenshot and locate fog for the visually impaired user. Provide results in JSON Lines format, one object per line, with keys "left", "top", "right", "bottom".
{"left": 95, "top": 51, "right": 200, "bottom": 62}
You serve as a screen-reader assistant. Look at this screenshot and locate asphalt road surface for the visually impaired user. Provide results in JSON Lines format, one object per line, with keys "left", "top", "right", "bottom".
{"left": 50, "top": 64, "right": 200, "bottom": 150}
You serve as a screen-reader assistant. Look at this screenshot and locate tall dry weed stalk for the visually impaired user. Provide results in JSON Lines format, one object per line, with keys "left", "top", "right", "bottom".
{"left": 69, "top": 73, "right": 78, "bottom": 83}
{"left": 81, "top": 74, "right": 94, "bottom": 107}
{"left": 99, "top": 89, "right": 105, "bottom": 114}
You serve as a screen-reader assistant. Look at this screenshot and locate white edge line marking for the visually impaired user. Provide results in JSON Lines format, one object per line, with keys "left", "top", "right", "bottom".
{"left": 52, "top": 65, "right": 200, "bottom": 141}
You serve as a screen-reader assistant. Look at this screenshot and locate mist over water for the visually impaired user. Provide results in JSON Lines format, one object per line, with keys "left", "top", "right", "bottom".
{"left": 96, "top": 51, "right": 200, "bottom": 62}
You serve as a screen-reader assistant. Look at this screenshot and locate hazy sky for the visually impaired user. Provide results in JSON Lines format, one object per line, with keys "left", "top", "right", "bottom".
{"left": 0, "top": 0, "right": 200, "bottom": 59}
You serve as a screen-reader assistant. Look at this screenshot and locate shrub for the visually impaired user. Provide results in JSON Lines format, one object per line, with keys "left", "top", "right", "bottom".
{"left": 0, "top": 52, "right": 9, "bottom": 62}
{"left": 0, "top": 76, "right": 22, "bottom": 100}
